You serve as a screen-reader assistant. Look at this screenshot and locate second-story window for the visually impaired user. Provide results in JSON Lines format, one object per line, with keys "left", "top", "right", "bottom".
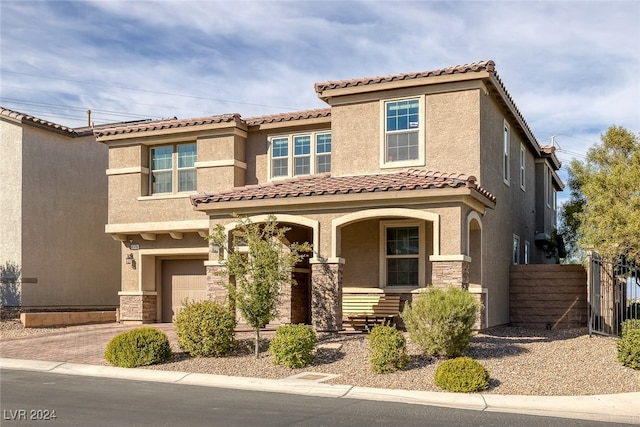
{"left": 520, "top": 144, "right": 526, "bottom": 191}
{"left": 150, "top": 143, "right": 197, "bottom": 194}
{"left": 384, "top": 98, "right": 420, "bottom": 163}
{"left": 503, "top": 121, "right": 510, "bottom": 185}
{"left": 269, "top": 132, "right": 331, "bottom": 179}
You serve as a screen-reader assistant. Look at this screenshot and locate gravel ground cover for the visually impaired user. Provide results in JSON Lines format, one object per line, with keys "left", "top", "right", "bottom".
{"left": 2, "top": 320, "right": 639, "bottom": 396}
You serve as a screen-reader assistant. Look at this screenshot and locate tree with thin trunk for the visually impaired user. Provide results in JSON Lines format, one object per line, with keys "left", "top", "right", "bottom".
{"left": 561, "top": 125, "right": 640, "bottom": 262}
{"left": 209, "top": 215, "right": 312, "bottom": 358}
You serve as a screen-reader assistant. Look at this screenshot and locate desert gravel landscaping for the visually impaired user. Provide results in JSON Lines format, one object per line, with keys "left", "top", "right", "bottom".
{"left": 1, "top": 320, "right": 639, "bottom": 396}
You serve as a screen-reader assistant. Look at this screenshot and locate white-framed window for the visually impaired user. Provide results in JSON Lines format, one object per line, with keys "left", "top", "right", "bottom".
{"left": 503, "top": 121, "right": 510, "bottom": 185}
{"left": 547, "top": 168, "right": 553, "bottom": 208}
{"left": 150, "top": 143, "right": 196, "bottom": 194}
{"left": 513, "top": 234, "right": 520, "bottom": 265}
{"left": 380, "top": 220, "right": 425, "bottom": 287}
{"left": 524, "top": 240, "right": 530, "bottom": 265}
{"left": 269, "top": 131, "right": 331, "bottom": 179}
{"left": 380, "top": 97, "right": 425, "bottom": 168}
{"left": 520, "top": 144, "right": 526, "bottom": 191}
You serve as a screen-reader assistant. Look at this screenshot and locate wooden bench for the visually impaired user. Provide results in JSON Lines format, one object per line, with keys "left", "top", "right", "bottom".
{"left": 342, "top": 294, "right": 401, "bottom": 332}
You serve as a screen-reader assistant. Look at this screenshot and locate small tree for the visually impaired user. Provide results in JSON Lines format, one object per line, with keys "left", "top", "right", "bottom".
{"left": 209, "top": 215, "right": 312, "bottom": 358}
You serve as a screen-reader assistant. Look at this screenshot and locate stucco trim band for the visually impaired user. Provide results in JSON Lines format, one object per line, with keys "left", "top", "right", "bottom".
{"left": 106, "top": 166, "right": 149, "bottom": 176}
{"left": 106, "top": 219, "right": 209, "bottom": 234}
{"left": 195, "top": 159, "right": 248, "bottom": 170}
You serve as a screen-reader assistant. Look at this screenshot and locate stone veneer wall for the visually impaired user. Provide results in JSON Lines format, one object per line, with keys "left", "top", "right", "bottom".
{"left": 510, "top": 264, "right": 587, "bottom": 329}
{"left": 431, "top": 261, "right": 470, "bottom": 289}
{"left": 311, "top": 261, "right": 343, "bottom": 332}
{"left": 119, "top": 294, "right": 157, "bottom": 323}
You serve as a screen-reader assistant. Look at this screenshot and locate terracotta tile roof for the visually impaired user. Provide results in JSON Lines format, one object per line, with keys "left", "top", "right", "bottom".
{"left": 244, "top": 108, "right": 331, "bottom": 126}
{"left": 93, "top": 113, "right": 243, "bottom": 137}
{"left": 191, "top": 168, "right": 496, "bottom": 207}
{"left": 540, "top": 145, "right": 556, "bottom": 155}
{"left": 314, "top": 60, "right": 496, "bottom": 93}
{"left": 1, "top": 106, "right": 81, "bottom": 136}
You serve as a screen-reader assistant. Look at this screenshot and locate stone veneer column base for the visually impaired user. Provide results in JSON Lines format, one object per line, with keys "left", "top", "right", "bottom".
{"left": 205, "top": 263, "right": 230, "bottom": 303}
{"left": 310, "top": 258, "right": 344, "bottom": 332}
{"left": 118, "top": 293, "right": 157, "bottom": 323}
{"left": 430, "top": 256, "right": 471, "bottom": 290}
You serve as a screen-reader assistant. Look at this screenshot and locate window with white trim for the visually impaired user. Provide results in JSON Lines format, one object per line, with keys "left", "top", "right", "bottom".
{"left": 380, "top": 221, "right": 424, "bottom": 287}
{"left": 269, "top": 131, "right": 331, "bottom": 179}
{"left": 381, "top": 97, "right": 424, "bottom": 167}
{"left": 547, "top": 168, "right": 554, "bottom": 208}
{"left": 520, "top": 144, "right": 526, "bottom": 191}
{"left": 524, "top": 240, "right": 530, "bottom": 264}
{"left": 150, "top": 143, "right": 196, "bottom": 194}
{"left": 503, "top": 121, "right": 510, "bottom": 185}
{"left": 513, "top": 234, "right": 520, "bottom": 265}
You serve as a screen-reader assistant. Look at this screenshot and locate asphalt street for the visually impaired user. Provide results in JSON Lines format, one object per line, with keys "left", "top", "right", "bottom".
{"left": 0, "top": 370, "right": 627, "bottom": 427}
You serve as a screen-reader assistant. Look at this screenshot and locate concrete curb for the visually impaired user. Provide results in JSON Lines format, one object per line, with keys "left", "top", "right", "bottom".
{"left": 2, "top": 358, "right": 639, "bottom": 425}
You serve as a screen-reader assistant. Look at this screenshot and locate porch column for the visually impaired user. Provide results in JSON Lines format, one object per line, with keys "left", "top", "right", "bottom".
{"left": 118, "top": 291, "right": 157, "bottom": 324}
{"left": 429, "top": 255, "right": 471, "bottom": 290}
{"left": 205, "top": 261, "right": 230, "bottom": 303}
{"left": 310, "top": 257, "right": 344, "bottom": 332}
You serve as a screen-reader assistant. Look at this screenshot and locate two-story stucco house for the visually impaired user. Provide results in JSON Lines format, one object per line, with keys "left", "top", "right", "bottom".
{"left": 95, "top": 60, "right": 563, "bottom": 330}
{"left": 0, "top": 107, "right": 121, "bottom": 312}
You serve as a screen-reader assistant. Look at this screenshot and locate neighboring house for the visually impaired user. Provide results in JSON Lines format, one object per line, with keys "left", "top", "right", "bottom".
{"left": 0, "top": 107, "right": 121, "bottom": 312}
{"left": 95, "top": 60, "right": 563, "bottom": 330}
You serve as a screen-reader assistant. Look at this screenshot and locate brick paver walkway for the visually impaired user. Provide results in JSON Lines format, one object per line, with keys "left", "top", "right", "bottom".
{"left": 0, "top": 323, "right": 178, "bottom": 365}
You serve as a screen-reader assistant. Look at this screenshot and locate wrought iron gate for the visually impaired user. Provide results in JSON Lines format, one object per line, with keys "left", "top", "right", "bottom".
{"left": 589, "top": 255, "right": 640, "bottom": 337}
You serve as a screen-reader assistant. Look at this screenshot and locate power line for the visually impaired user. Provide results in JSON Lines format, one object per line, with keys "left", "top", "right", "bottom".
{"left": 1, "top": 69, "right": 299, "bottom": 111}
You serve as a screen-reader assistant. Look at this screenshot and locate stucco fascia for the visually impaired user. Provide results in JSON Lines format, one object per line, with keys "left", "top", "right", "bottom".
{"left": 317, "top": 72, "right": 490, "bottom": 102}
{"left": 96, "top": 122, "right": 248, "bottom": 144}
{"left": 194, "top": 187, "right": 494, "bottom": 215}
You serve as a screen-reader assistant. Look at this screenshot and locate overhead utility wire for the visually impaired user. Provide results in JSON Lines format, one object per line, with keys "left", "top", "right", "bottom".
{"left": 1, "top": 69, "right": 299, "bottom": 111}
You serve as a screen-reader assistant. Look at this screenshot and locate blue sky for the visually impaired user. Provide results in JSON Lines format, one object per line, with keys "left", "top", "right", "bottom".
{"left": 1, "top": 0, "right": 639, "bottom": 200}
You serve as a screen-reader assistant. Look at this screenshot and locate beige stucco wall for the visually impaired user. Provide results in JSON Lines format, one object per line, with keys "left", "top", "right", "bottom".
{"left": 328, "top": 87, "right": 482, "bottom": 178}
{"left": 425, "top": 90, "right": 481, "bottom": 177}
{"left": 16, "top": 126, "right": 120, "bottom": 308}
{"left": 330, "top": 101, "right": 380, "bottom": 176}
{"left": 0, "top": 119, "right": 23, "bottom": 274}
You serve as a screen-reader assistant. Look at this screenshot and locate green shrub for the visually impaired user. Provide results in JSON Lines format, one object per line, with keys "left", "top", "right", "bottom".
{"left": 104, "top": 327, "right": 172, "bottom": 368}
{"left": 434, "top": 357, "right": 490, "bottom": 392}
{"left": 269, "top": 324, "right": 316, "bottom": 368}
{"left": 174, "top": 300, "right": 237, "bottom": 357}
{"left": 622, "top": 319, "right": 640, "bottom": 336}
{"left": 401, "top": 286, "right": 481, "bottom": 358}
{"left": 368, "top": 324, "right": 408, "bottom": 374}
{"left": 617, "top": 329, "right": 640, "bottom": 370}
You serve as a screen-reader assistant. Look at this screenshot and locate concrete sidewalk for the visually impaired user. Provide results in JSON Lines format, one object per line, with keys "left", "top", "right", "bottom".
{"left": 1, "top": 322, "right": 639, "bottom": 425}
{"left": 1, "top": 357, "right": 638, "bottom": 425}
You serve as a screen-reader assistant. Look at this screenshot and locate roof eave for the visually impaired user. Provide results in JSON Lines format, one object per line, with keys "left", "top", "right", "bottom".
{"left": 192, "top": 187, "right": 495, "bottom": 214}
{"left": 316, "top": 72, "right": 491, "bottom": 103}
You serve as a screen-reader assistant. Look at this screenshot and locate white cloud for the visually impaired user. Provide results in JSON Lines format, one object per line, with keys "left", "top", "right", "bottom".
{"left": 1, "top": 0, "right": 638, "bottom": 157}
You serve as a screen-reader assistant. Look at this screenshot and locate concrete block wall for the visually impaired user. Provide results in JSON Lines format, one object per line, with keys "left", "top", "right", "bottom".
{"left": 510, "top": 264, "right": 587, "bottom": 329}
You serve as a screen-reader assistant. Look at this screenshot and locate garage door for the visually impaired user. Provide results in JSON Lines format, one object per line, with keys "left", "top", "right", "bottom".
{"left": 161, "top": 259, "right": 207, "bottom": 322}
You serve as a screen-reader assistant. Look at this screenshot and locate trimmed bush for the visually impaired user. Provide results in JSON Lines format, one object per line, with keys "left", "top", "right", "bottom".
{"left": 174, "top": 300, "right": 237, "bottom": 357}
{"left": 617, "top": 329, "right": 640, "bottom": 370}
{"left": 621, "top": 319, "right": 640, "bottom": 336}
{"left": 401, "top": 286, "right": 481, "bottom": 358}
{"left": 269, "top": 324, "right": 316, "bottom": 368}
{"left": 369, "top": 324, "right": 408, "bottom": 374}
{"left": 104, "top": 327, "right": 172, "bottom": 368}
{"left": 434, "top": 357, "right": 490, "bottom": 392}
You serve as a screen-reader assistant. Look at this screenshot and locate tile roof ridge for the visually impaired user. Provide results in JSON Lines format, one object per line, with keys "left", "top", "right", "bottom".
{"left": 244, "top": 108, "right": 331, "bottom": 126}
{"left": 1, "top": 106, "right": 78, "bottom": 135}
{"left": 314, "top": 60, "right": 495, "bottom": 93}
{"left": 94, "top": 113, "right": 243, "bottom": 137}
